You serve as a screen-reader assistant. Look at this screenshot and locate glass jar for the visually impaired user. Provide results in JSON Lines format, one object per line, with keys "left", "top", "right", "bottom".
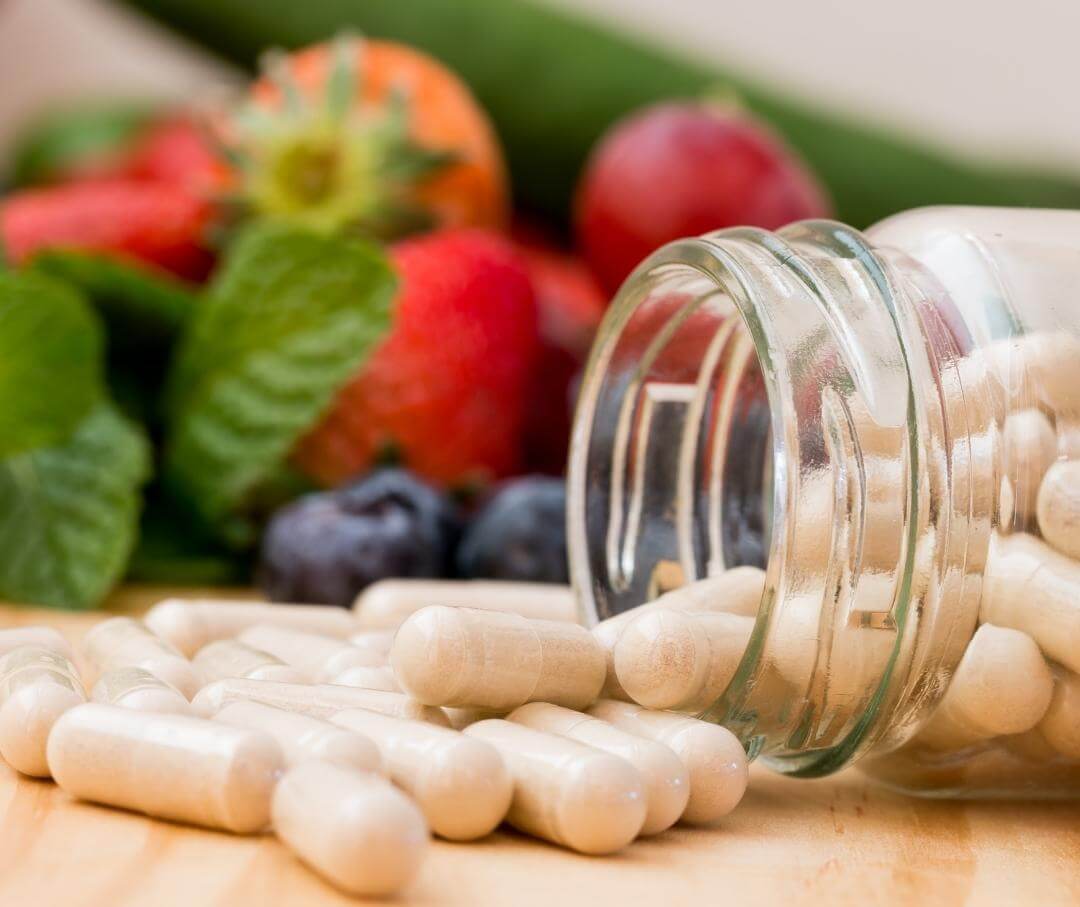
{"left": 568, "top": 206, "right": 1080, "bottom": 798}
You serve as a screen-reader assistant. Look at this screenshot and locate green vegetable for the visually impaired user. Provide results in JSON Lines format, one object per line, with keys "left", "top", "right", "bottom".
{"left": 0, "top": 404, "right": 150, "bottom": 609}
{"left": 7, "top": 104, "right": 153, "bottom": 186}
{"left": 119, "top": 0, "right": 1080, "bottom": 227}
{"left": 31, "top": 252, "right": 196, "bottom": 430}
{"left": 0, "top": 271, "right": 104, "bottom": 457}
{"left": 163, "top": 221, "right": 395, "bottom": 548}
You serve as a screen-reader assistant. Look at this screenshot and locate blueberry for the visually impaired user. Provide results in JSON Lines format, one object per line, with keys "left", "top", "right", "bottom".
{"left": 457, "top": 477, "right": 568, "bottom": 583}
{"left": 257, "top": 469, "right": 462, "bottom": 606}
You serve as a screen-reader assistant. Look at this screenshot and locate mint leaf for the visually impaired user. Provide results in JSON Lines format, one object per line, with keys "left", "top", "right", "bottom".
{"left": 164, "top": 222, "right": 395, "bottom": 547}
{"left": 31, "top": 252, "right": 196, "bottom": 429}
{"left": 0, "top": 271, "right": 104, "bottom": 457}
{"left": 0, "top": 404, "right": 151, "bottom": 609}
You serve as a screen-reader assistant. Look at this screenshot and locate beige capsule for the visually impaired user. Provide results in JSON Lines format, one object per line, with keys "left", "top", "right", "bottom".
{"left": 464, "top": 719, "right": 646, "bottom": 854}
{"left": 613, "top": 610, "right": 754, "bottom": 712}
{"left": 392, "top": 606, "right": 605, "bottom": 710}
{"left": 1002, "top": 408, "right": 1058, "bottom": 525}
{"left": 587, "top": 699, "right": 748, "bottom": 824}
{"left": 508, "top": 702, "right": 689, "bottom": 835}
{"left": 982, "top": 533, "right": 1080, "bottom": 673}
{"left": 144, "top": 598, "right": 356, "bottom": 658}
{"left": 191, "top": 679, "right": 450, "bottom": 727}
{"left": 91, "top": 666, "right": 191, "bottom": 715}
{"left": 47, "top": 703, "right": 283, "bottom": 832}
{"left": 914, "top": 624, "right": 1054, "bottom": 750}
{"left": 0, "top": 626, "right": 74, "bottom": 661}
{"left": 1037, "top": 669, "right": 1080, "bottom": 758}
{"left": 332, "top": 708, "right": 512, "bottom": 841}
{"left": 192, "top": 639, "right": 308, "bottom": 685}
{"left": 80, "top": 617, "right": 201, "bottom": 699}
{"left": 238, "top": 625, "right": 383, "bottom": 683}
{"left": 443, "top": 707, "right": 507, "bottom": 730}
{"left": 354, "top": 579, "right": 578, "bottom": 630}
{"left": 273, "top": 761, "right": 428, "bottom": 898}
{"left": 592, "top": 568, "right": 765, "bottom": 700}
{"left": 0, "top": 646, "right": 86, "bottom": 777}
{"left": 347, "top": 631, "right": 395, "bottom": 658}
{"left": 214, "top": 701, "right": 383, "bottom": 774}
{"left": 1036, "top": 459, "right": 1080, "bottom": 560}
{"left": 329, "top": 664, "right": 399, "bottom": 691}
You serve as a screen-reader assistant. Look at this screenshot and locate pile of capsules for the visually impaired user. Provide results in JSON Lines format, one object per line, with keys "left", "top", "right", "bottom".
{"left": 0, "top": 577, "right": 753, "bottom": 899}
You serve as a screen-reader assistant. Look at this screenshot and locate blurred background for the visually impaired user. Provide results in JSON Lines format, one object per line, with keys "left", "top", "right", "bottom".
{"left": 3, "top": 0, "right": 1079, "bottom": 173}
{"left": 2, "top": 0, "right": 1079, "bottom": 613}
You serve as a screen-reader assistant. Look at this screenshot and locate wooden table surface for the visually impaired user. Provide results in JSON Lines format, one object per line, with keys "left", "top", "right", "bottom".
{"left": 1, "top": 586, "right": 1077, "bottom": 907}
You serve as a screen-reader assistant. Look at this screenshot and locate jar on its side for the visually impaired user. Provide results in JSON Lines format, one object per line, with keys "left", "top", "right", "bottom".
{"left": 569, "top": 207, "right": 1080, "bottom": 798}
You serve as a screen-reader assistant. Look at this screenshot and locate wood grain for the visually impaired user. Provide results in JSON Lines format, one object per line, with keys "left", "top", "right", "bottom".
{"left": 0, "top": 587, "right": 1077, "bottom": 906}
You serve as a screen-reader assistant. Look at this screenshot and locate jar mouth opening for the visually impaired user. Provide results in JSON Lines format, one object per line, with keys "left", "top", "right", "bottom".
{"left": 567, "top": 238, "right": 778, "bottom": 621}
{"left": 569, "top": 222, "right": 926, "bottom": 776}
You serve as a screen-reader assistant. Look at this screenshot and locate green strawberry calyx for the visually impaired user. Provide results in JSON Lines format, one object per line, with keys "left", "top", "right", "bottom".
{"left": 222, "top": 34, "right": 459, "bottom": 240}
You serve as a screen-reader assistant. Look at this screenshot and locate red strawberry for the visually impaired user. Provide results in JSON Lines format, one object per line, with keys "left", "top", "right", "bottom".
{"left": 293, "top": 229, "right": 540, "bottom": 487}
{"left": 575, "top": 102, "right": 831, "bottom": 292}
{"left": 1, "top": 179, "right": 215, "bottom": 281}
{"left": 515, "top": 240, "right": 607, "bottom": 473}
{"left": 121, "top": 117, "right": 230, "bottom": 194}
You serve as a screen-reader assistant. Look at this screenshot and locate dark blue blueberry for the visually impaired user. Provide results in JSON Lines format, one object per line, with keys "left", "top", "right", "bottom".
{"left": 457, "top": 477, "right": 568, "bottom": 583}
{"left": 257, "top": 469, "right": 462, "bottom": 606}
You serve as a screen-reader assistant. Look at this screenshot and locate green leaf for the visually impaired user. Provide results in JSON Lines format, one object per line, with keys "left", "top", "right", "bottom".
{"left": 0, "top": 271, "right": 104, "bottom": 457}
{"left": 0, "top": 405, "right": 151, "bottom": 609}
{"left": 31, "top": 252, "right": 196, "bottom": 430}
{"left": 164, "top": 221, "right": 396, "bottom": 547}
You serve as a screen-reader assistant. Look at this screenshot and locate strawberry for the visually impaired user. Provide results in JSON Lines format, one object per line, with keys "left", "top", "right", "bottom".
{"left": 575, "top": 102, "right": 831, "bottom": 292}
{"left": 0, "top": 179, "right": 215, "bottom": 281}
{"left": 121, "top": 117, "right": 230, "bottom": 194}
{"left": 515, "top": 239, "right": 607, "bottom": 473}
{"left": 223, "top": 35, "right": 508, "bottom": 241}
{"left": 293, "top": 229, "right": 539, "bottom": 487}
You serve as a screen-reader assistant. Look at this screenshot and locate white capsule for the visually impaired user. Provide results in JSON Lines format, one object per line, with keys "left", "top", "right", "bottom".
{"left": 47, "top": 703, "right": 283, "bottom": 832}
{"left": 464, "top": 719, "right": 646, "bottom": 854}
{"left": 191, "top": 678, "right": 450, "bottom": 727}
{"left": 80, "top": 617, "right": 201, "bottom": 699}
{"left": 613, "top": 610, "right": 753, "bottom": 712}
{"left": 592, "top": 568, "right": 765, "bottom": 700}
{"left": 982, "top": 534, "right": 1080, "bottom": 673}
{"left": 587, "top": 699, "right": 748, "bottom": 824}
{"left": 329, "top": 664, "right": 399, "bottom": 691}
{"left": 0, "top": 626, "right": 74, "bottom": 661}
{"left": 508, "top": 702, "right": 689, "bottom": 835}
{"left": 914, "top": 624, "right": 1054, "bottom": 750}
{"left": 1002, "top": 408, "right": 1058, "bottom": 525}
{"left": 333, "top": 708, "right": 512, "bottom": 841}
{"left": 1038, "top": 670, "right": 1080, "bottom": 758}
{"left": 214, "top": 701, "right": 382, "bottom": 774}
{"left": 144, "top": 598, "right": 356, "bottom": 657}
{"left": 1036, "top": 459, "right": 1080, "bottom": 561}
{"left": 347, "top": 631, "right": 395, "bottom": 658}
{"left": 273, "top": 762, "right": 428, "bottom": 898}
{"left": 354, "top": 579, "right": 578, "bottom": 629}
{"left": 193, "top": 639, "right": 308, "bottom": 685}
{"left": 0, "top": 645, "right": 85, "bottom": 777}
{"left": 392, "top": 606, "right": 605, "bottom": 710}
{"left": 238, "top": 625, "right": 382, "bottom": 682}
{"left": 443, "top": 707, "right": 507, "bottom": 730}
{"left": 91, "top": 666, "right": 191, "bottom": 715}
